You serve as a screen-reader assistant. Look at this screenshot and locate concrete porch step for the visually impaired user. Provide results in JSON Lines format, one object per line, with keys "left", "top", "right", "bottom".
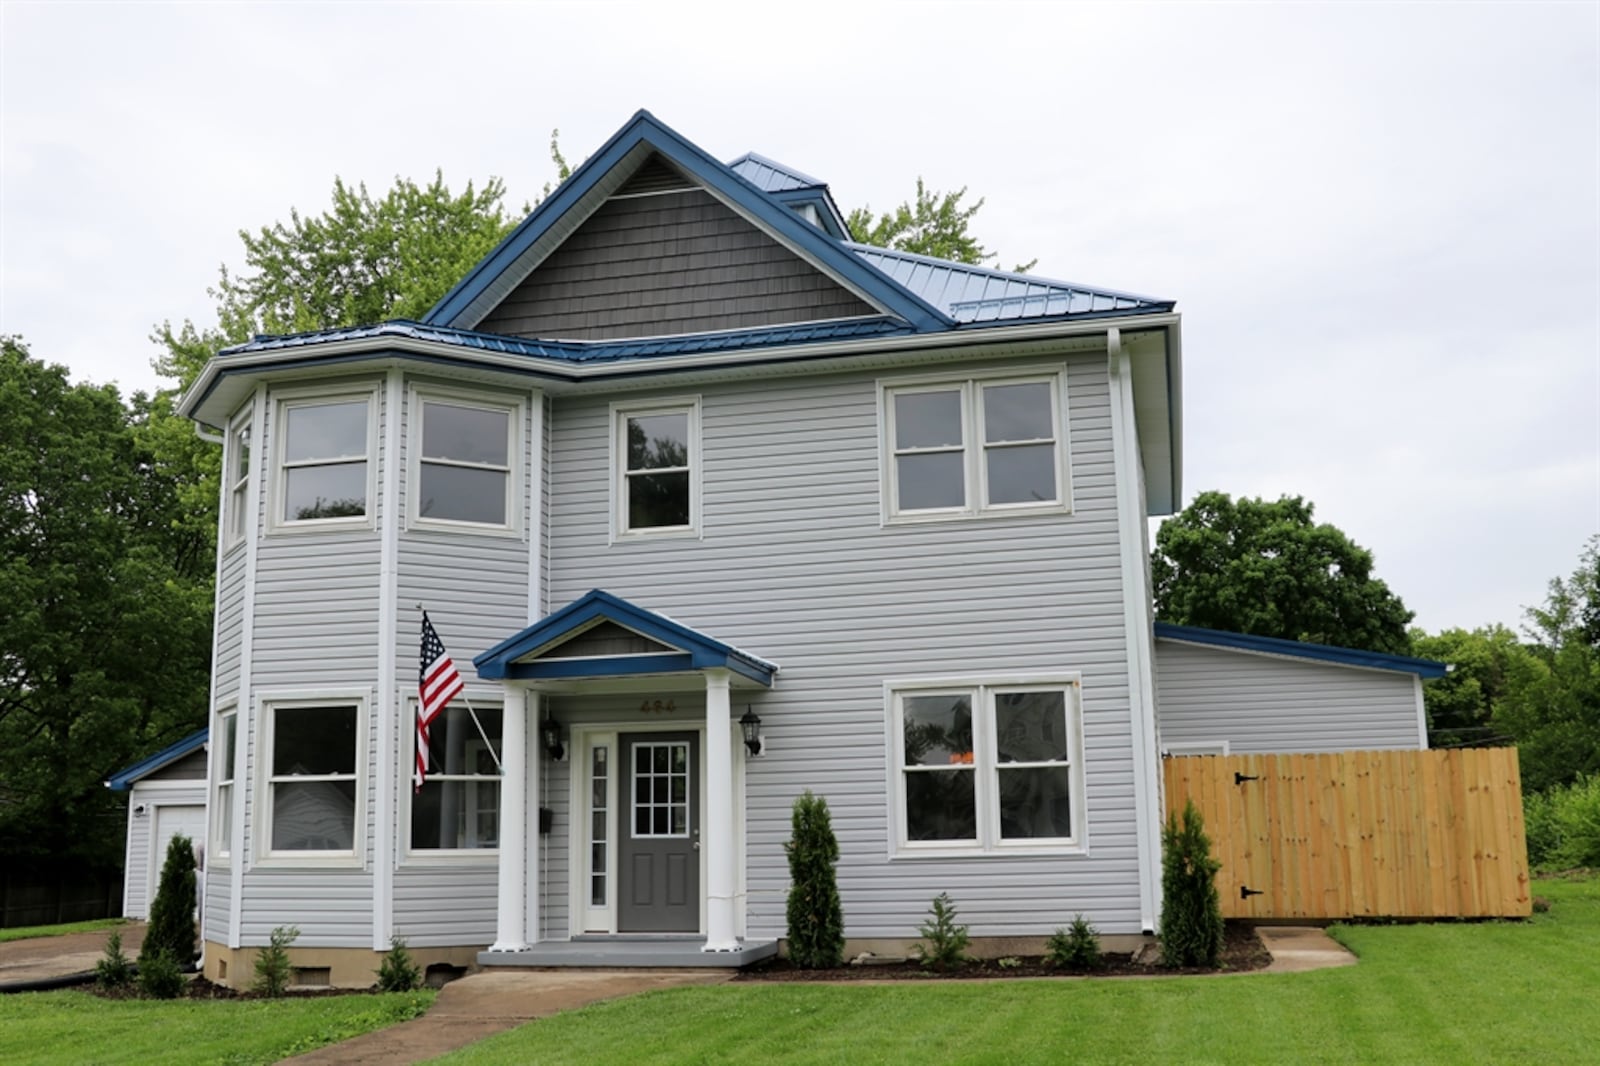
{"left": 478, "top": 937, "right": 777, "bottom": 969}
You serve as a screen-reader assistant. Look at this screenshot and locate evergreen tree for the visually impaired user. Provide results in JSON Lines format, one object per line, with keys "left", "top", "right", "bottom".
{"left": 1159, "top": 800, "right": 1224, "bottom": 968}
{"left": 784, "top": 791, "right": 844, "bottom": 968}
{"left": 141, "top": 834, "right": 197, "bottom": 970}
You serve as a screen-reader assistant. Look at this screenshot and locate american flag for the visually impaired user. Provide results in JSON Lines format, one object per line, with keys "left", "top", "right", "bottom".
{"left": 416, "top": 612, "right": 465, "bottom": 792}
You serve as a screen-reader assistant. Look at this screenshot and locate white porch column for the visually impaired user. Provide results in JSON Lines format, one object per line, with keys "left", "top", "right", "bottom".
{"left": 702, "top": 668, "right": 739, "bottom": 951}
{"left": 490, "top": 685, "right": 530, "bottom": 951}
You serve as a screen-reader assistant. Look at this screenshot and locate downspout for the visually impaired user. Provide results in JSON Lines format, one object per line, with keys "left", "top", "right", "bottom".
{"left": 1107, "top": 328, "right": 1165, "bottom": 934}
{"left": 194, "top": 422, "right": 224, "bottom": 445}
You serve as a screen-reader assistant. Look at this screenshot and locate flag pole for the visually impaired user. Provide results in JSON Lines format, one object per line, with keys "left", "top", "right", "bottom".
{"left": 416, "top": 603, "right": 503, "bottom": 775}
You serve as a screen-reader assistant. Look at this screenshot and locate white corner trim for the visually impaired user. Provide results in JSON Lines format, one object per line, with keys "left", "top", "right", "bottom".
{"left": 529, "top": 390, "right": 546, "bottom": 624}
{"left": 373, "top": 368, "right": 403, "bottom": 949}
{"left": 1413, "top": 675, "right": 1429, "bottom": 750}
{"left": 1108, "top": 331, "right": 1164, "bottom": 934}
{"left": 229, "top": 384, "right": 265, "bottom": 949}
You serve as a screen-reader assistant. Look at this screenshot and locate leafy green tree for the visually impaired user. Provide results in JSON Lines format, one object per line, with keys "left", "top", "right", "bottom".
{"left": 1151, "top": 491, "right": 1414, "bottom": 655}
{"left": 0, "top": 339, "right": 211, "bottom": 865}
{"left": 1411, "top": 626, "right": 1541, "bottom": 748}
{"left": 1493, "top": 538, "right": 1600, "bottom": 792}
{"left": 848, "top": 179, "right": 1035, "bottom": 272}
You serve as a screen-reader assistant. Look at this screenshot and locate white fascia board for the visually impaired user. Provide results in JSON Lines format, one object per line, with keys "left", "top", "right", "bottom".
{"left": 179, "top": 313, "right": 1182, "bottom": 426}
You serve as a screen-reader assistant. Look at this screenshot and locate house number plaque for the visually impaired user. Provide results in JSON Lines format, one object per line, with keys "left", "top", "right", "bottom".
{"left": 639, "top": 699, "right": 677, "bottom": 714}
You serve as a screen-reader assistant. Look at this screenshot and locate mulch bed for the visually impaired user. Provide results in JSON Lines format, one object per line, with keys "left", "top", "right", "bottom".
{"left": 88, "top": 976, "right": 374, "bottom": 1000}
{"left": 736, "top": 924, "right": 1271, "bottom": 981}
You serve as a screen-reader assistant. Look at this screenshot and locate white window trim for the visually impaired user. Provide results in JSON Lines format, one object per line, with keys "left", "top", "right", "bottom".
{"left": 400, "top": 694, "right": 503, "bottom": 864}
{"left": 210, "top": 705, "right": 238, "bottom": 865}
{"left": 884, "top": 672, "right": 1087, "bottom": 859}
{"left": 878, "top": 370, "right": 1072, "bottom": 524}
{"left": 406, "top": 384, "right": 524, "bottom": 536}
{"left": 254, "top": 688, "right": 369, "bottom": 868}
{"left": 609, "top": 396, "right": 703, "bottom": 542}
{"left": 268, "top": 384, "right": 380, "bottom": 533}
{"left": 225, "top": 408, "right": 253, "bottom": 550}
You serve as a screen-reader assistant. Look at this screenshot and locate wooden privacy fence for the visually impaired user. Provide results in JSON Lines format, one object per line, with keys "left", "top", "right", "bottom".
{"left": 1163, "top": 748, "right": 1531, "bottom": 920}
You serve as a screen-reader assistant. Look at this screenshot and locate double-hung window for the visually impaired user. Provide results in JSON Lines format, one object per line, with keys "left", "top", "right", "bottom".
{"left": 411, "top": 392, "right": 518, "bottom": 530}
{"left": 276, "top": 393, "right": 373, "bottom": 525}
{"left": 612, "top": 398, "right": 700, "bottom": 538}
{"left": 226, "top": 414, "right": 252, "bottom": 546}
{"left": 212, "top": 708, "right": 237, "bottom": 861}
{"left": 889, "top": 676, "right": 1083, "bottom": 855}
{"left": 882, "top": 373, "right": 1067, "bottom": 521}
{"left": 261, "top": 700, "right": 362, "bottom": 860}
{"left": 410, "top": 704, "right": 502, "bottom": 852}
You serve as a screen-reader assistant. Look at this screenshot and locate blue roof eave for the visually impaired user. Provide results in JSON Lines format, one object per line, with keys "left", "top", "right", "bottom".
{"left": 423, "top": 111, "right": 953, "bottom": 334}
{"left": 106, "top": 728, "right": 209, "bottom": 791}
{"left": 1153, "top": 623, "right": 1450, "bottom": 678}
{"left": 475, "top": 589, "right": 778, "bottom": 687}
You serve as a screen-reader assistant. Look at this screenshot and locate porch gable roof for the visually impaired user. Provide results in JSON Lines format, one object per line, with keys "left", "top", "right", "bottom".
{"left": 473, "top": 589, "right": 778, "bottom": 687}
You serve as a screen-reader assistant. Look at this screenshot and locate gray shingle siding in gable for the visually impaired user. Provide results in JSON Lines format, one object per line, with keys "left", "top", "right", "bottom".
{"left": 477, "top": 189, "right": 876, "bottom": 340}
{"left": 144, "top": 748, "right": 209, "bottom": 782}
{"left": 1153, "top": 640, "right": 1425, "bottom": 754}
{"left": 542, "top": 351, "right": 1148, "bottom": 938}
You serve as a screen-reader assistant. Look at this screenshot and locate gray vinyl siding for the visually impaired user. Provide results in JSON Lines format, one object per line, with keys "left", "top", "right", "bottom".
{"left": 544, "top": 351, "right": 1147, "bottom": 938}
{"left": 203, "top": 863, "right": 230, "bottom": 943}
{"left": 214, "top": 548, "right": 248, "bottom": 703}
{"left": 1154, "top": 640, "right": 1425, "bottom": 753}
{"left": 477, "top": 188, "right": 875, "bottom": 340}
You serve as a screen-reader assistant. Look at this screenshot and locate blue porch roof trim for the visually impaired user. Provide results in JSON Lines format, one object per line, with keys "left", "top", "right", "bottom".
{"left": 424, "top": 110, "right": 952, "bottom": 333}
{"left": 106, "top": 728, "right": 209, "bottom": 792}
{"left": 1153, "top": 623, "right": 1450, "bottom": 679}
{"left": 475, "top": 590, "right": 778, "bottom": 687}
{"left": 218, "top": 316, "right": 912, "bottom": 365}
{"left": 850, "top": 243, "right": 1175, "bottom": 325}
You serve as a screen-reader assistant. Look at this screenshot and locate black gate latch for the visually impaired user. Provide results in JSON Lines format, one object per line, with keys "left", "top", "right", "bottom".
{"left": 1234, "top": 772, "right": 1259, "bottom": 784}
{"left": 1240, "top": 886, "right": 1264, "bottom": 899}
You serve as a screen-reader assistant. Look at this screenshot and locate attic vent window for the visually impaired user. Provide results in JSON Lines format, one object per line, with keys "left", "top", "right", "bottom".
{"left": 792, "top": 203, "right": 821, "bottom": 227}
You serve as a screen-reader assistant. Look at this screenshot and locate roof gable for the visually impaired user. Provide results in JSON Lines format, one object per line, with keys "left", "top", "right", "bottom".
{"left": 425, "top": 111, "right": 952, "bottom": 334}
{"left": 106, "top": 728, "right": 209, "bottom": 791}
{"left": 475, "top": 589, "right": 777, "bottom": 686}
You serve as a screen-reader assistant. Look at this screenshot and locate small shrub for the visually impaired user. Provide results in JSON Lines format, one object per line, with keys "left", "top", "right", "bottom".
{"left": 94, "top": 930, "right": 134, "bottom": 990}
{"left": 784, "top": 791, "right": 845, "bottom": 969}
{"left": 1524, "top": 775, "right": 1600, "bottom": 871}
{"left": 141, "top": 833, "right": 197, "bottom": 970}
{"left": 376, "top": 936, "right": 422, "bottom": 992}
{"left": 912, "top": 892, "right": 970, "bottom": 971}
{"left": 137, "top": 949, "right": 185, "bottom": 999}
{"left": 996, "top": 955, "right": 1022, "bottom": 969}
{"left": 1046, "top": 913, "right": 1103, "bottom": 969}
{"left": 1160, "top": 799, "right": 1225, "bottom": 968}
{"left": 253, "top": 925, "right": 299, "bottom": 997}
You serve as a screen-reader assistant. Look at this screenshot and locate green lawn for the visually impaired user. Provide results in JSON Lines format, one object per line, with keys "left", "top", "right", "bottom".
{"left": 0, "top": 919, "right": 126, "bottom": 944}
{"left": 434, "top": 875, "right": 1600, "bottom": 1065}
{"left": 0, "top": 989, "right": 433, "bottom": 1065}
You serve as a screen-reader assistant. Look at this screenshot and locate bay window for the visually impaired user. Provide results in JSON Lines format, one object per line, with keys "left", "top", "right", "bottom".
{"left": 411, "top": 392, "right": 518, "bottom": 530}
{"left": 276, "top": 393, "right": 374, "bottom": 525}
{"left": 261, "top": 699, "right": 363, "bottom": 860}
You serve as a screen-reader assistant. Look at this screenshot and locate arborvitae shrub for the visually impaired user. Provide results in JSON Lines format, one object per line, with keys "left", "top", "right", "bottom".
{"left": 137, "top": 950, "right": 185, "bottom": 999}
{"left": 94, "top": 929, "right": 134, "bottom": 989}
{"left": 784, "top": 791, "right": 844, "bottom": 968}
{"left": 912, "top": 892, "right": 970, "bottom": 971}
{"left": 1159, "top": 799, "right": 1225, "bottom": 967}
{"left": 376, "top": 936, "right": 423, "bottom": 991}
{"left": 1046, "top": 913, "right": 1102, "bottom": 969}
{"left": 253, "top": 925, "right": 299, "bottom": 997}
{"left": 141, "top": 834, "right": 197, "bottom": 970}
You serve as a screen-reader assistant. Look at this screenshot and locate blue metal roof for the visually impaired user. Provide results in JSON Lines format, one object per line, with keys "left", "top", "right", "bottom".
{"left": 106, "top": 728, "right": 209, "bottom": 791}
{"left": 475, "top": 589, "right": 777, "bottom": 687}
{"left": 850, "top": 243, "right": 1174, "bottom": 324}
{"left": 727, "top": 152, "right": 825, "bottom": 193}
{"left": 220, "top": 316, "right": 913, "bottom": 365}
{"left": 1153, "top": 623, "right": 1450, "bottom": 679}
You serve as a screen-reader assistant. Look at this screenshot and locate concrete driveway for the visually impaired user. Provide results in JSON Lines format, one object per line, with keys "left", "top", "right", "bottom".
{"left": 0, "top": 922, "right": 145, "bottom": 987}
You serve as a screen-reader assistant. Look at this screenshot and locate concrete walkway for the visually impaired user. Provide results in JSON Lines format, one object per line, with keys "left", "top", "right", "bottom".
{"left": 0, "top": 922, "right": 145, "bottom": 987}
{"left": 1256, "top": 926, "right": 1359, "bottom": 973}
{"left": 280, "top": 970, "right": 732, "bottom": 1065}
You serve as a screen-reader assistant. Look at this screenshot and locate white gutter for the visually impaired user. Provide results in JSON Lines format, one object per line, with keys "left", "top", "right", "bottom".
{"left": 177, "top": 313, "right": 1182, "bottom": 419}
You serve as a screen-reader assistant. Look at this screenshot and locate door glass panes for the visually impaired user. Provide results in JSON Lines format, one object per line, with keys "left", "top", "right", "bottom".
{"left": 590, "top": 746, "right": 608, "bottom": 907}
{"left": 624, "top": 411, "right": 691, "bottom": 530}
{"left": 982, "top": 382, "right": 1057, "bottom": 505}
{"left": 632, "top": 741, "right": 689, "bottom": 838}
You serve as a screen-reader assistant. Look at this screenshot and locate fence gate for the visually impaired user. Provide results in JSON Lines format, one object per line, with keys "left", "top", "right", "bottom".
{"left": 1162, "top": 748, "right": 1531, "bottom": 920}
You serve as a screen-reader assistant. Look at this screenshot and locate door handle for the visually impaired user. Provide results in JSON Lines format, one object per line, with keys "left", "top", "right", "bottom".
{"left": 692, "top": 829, "right": 700, "bottom": 851}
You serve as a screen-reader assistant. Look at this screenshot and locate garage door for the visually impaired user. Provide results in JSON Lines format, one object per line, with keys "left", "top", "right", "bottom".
{"left": 149, "top": 804, "right": 206, "bottom": 910}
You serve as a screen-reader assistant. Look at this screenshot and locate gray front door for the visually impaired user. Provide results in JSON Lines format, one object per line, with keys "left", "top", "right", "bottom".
{"left": 618, "top": 731, "right": 700, "bottom": 932}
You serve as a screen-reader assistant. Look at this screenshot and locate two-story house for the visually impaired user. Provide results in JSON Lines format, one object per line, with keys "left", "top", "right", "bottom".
{"left": 177, "top": 111, "right": 1443, "bottom": 986}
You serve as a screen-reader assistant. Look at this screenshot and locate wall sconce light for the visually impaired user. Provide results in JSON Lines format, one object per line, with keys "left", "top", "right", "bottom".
{"left": 542, "top": 711, "right": 566, "bottom": 762}
{"left": 739, "top": 707, "right": 763, "bottom": 756}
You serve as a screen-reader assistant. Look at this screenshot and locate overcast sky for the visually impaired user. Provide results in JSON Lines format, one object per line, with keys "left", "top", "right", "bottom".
{"left": 2, "top": 2, "right": 1596, "bottom": 635}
